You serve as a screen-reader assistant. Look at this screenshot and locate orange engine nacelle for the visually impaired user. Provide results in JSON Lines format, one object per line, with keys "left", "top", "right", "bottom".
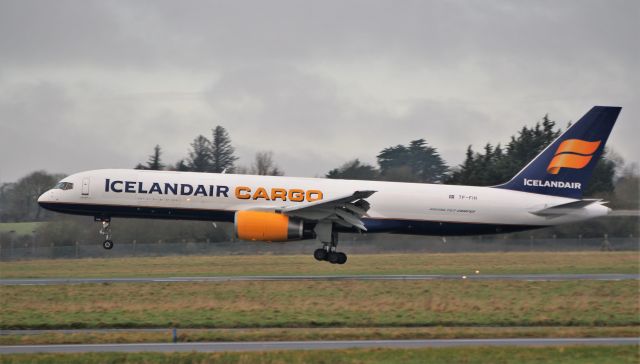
{"left": 234, "top": 210, "right": 308, "bottom": 242}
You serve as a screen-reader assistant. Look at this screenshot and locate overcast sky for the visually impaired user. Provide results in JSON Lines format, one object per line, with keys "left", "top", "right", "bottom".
{"left": 0, "top": 0, "right": 638, "bottom": 183}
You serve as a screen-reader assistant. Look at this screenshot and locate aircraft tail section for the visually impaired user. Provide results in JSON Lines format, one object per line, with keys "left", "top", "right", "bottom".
{"left": 494, "top": 106, "right": 621, "bottom": 199}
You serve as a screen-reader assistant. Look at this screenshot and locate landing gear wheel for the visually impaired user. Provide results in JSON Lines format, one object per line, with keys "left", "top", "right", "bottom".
{"left": 314, "top": 248, "right": 328, "bottom": 261}
{"left": 328, "top": 252, "right": 340, "bottom": 264}
{"left": 102, "top": 240, "right": 114, "bottom": 250}
{"left": 314, "top": 229, "right": 349, "bottom": 264}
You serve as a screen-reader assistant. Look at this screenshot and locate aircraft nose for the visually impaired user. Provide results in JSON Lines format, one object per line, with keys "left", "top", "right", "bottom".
{"left": 37, "top": 190, "right": 53, "bottom": 205}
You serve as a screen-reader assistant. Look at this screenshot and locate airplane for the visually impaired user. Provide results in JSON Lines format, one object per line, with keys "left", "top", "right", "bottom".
{"left": 38, "top": 106, "right": 621, "bottom": 264}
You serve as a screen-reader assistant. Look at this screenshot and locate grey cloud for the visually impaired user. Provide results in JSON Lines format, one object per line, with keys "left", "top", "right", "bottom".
{"left": 0, "top": 0, "right": 637, "bottom": 182}
{"left": 204, "top": 64, "right": 380, "bottom": 174}
{"left": 206, "top": 64, "right": 346, "bottom": 138}
{"left": 0, "top": 82, "right": 127, "bottom": 181}
{"left": 3, "top": 0, "right": 636, "bottom": 69}
{"left": 0, "top": 1, "right": 153, "bottom": 67}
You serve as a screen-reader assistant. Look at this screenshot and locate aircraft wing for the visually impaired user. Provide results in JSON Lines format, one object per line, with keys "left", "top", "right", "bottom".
{"left": 278, "top": 190, "right": 376, "bottom": 231}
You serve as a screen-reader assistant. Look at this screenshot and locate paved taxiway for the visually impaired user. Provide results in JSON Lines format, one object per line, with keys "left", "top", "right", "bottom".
{"left": 1, "top": 273, "right": 637, "bottom": 285}
{"left": 1, "top": 338, "right": 638, "bottom": 354}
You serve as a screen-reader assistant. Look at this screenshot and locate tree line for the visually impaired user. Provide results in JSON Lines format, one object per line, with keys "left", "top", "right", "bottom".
{"left": 326, "top": 114, "right": 616, "bottom": 198}
{"left": 135, "top": 126, "right": 283, "bottom": 176}
{"left": 135, "top": 126, "right": 238, "bottom": 173}
{"left": 87, "top": 114, "right": 623, "bottom": 199}
{"left": 1, "top": 113, "right": 637, "bottom": 241}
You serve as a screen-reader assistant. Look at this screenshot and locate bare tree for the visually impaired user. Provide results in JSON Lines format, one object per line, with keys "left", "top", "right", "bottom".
{"left": 233, "top": 165, "right": 250, "bottom": 174}
{"left": 250, "top": 151, "right": 284, "bottom": 176}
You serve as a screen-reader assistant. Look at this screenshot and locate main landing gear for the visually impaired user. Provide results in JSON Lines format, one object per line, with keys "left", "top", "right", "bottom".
{"left": 313, "top": 231, "right": 347, "bottom": 264}
{"left": 97, "top": 217, "right": 113, "bottom": 250}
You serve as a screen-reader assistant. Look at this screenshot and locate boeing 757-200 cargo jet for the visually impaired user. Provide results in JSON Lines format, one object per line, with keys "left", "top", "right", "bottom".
{"left": 38, "top": 106, "right": 621, "bottom": 264}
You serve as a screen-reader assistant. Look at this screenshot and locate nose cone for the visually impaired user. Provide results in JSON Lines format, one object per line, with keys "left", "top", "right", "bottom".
{"left": 37, "top": 190, "right": 54, "bottom": 208}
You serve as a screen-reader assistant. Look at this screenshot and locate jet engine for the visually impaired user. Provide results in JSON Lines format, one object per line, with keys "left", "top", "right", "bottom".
{"left": 234, "top": 210, "right": 314, "bottom": 242}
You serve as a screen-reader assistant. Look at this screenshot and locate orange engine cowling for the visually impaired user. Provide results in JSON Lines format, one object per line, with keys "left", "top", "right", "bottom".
{"left": 234, "top": 210, "right": 307, "bottom": 242}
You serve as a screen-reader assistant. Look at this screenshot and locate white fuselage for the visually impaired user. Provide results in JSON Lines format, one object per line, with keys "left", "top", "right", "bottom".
{"left": 37, "top": 169, "right": 610, "bottom": 236}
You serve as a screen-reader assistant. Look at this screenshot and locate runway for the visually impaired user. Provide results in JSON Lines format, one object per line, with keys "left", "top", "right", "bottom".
{"left": 1, "top": 273, "right": 638, "bottom": 285}
{"left": 1, "top": 338, "right": 638, "bottom": 354}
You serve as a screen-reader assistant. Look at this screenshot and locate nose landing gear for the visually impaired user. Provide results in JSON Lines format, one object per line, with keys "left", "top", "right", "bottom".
{"left": 97, "top": 217, "right": 113, "bottom": 250}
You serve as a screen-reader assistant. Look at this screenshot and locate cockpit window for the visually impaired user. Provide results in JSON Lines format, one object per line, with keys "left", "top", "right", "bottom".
{"left": 54, "top": 182, "right": 74, "bottom": 190}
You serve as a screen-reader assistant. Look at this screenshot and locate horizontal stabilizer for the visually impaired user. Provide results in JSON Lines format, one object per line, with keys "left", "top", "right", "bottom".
{"left": 531, "top": 199, "right": 602, "bottom": 218}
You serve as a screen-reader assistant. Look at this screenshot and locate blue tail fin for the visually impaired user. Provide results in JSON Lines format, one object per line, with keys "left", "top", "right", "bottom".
{"left": 494, "top": 106, "right": 621, "bottom": 199}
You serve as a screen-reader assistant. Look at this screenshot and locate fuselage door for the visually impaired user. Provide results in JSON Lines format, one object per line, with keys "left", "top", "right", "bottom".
{"left": 82, "top": 177, "right": 90, "bottom": 196}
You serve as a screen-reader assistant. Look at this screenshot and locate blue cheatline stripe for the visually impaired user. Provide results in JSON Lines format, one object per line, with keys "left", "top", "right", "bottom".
{"left": 39, "top": 201, "right": 236, "bottom": 222}
{"left": 39, "top": 202, "right": 544, "bottom": 236}
{"left": 358, "top": 218, "right": 544, "bottom": 236}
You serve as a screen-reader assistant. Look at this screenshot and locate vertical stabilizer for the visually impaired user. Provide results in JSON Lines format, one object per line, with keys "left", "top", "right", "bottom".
{"left": 494, "top": 106, "right": 621, "bottom": 199}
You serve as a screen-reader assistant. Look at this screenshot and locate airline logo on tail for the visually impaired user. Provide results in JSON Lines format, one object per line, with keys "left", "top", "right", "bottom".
{"left": 546, "top": 139, "right": 601, "bottom": 175}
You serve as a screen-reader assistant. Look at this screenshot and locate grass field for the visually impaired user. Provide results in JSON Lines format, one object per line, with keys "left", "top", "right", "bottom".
{"left": 1, "top": 280, "right": 638, "bottom": 329}
{"left": 2, "top": 326, "right": 639, "bottom": 345}
{"left": 1, "top": 346, "right": 638, "bottom": 364}
{"left": 0, "top": 222, "right": 43, "bottom": 236}
{"left": 1, "top": 252, "right": 637, "bottom": 361}
{"left": 1, "top": 251, "right": 638, "bottom": 278}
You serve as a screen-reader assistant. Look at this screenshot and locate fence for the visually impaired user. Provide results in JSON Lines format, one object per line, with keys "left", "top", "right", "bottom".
{"left": 0, "top": 234, "right": 637, "bottom": 261}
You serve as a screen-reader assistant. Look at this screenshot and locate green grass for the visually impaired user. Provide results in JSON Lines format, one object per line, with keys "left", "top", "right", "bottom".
{"left": 1, "top": 252, "right": 638, "bottom": 278}
{"left": 1, "top": 280, "right": 638, "bottom": 329}
{"left": 1, "top": 346, "right": 638, "bottom": 364}
{"left": 1, "top": 326, "right": 639, "bottom": 345}
{"left": 0, "top": 222, "right": 43, "bottom": 236}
